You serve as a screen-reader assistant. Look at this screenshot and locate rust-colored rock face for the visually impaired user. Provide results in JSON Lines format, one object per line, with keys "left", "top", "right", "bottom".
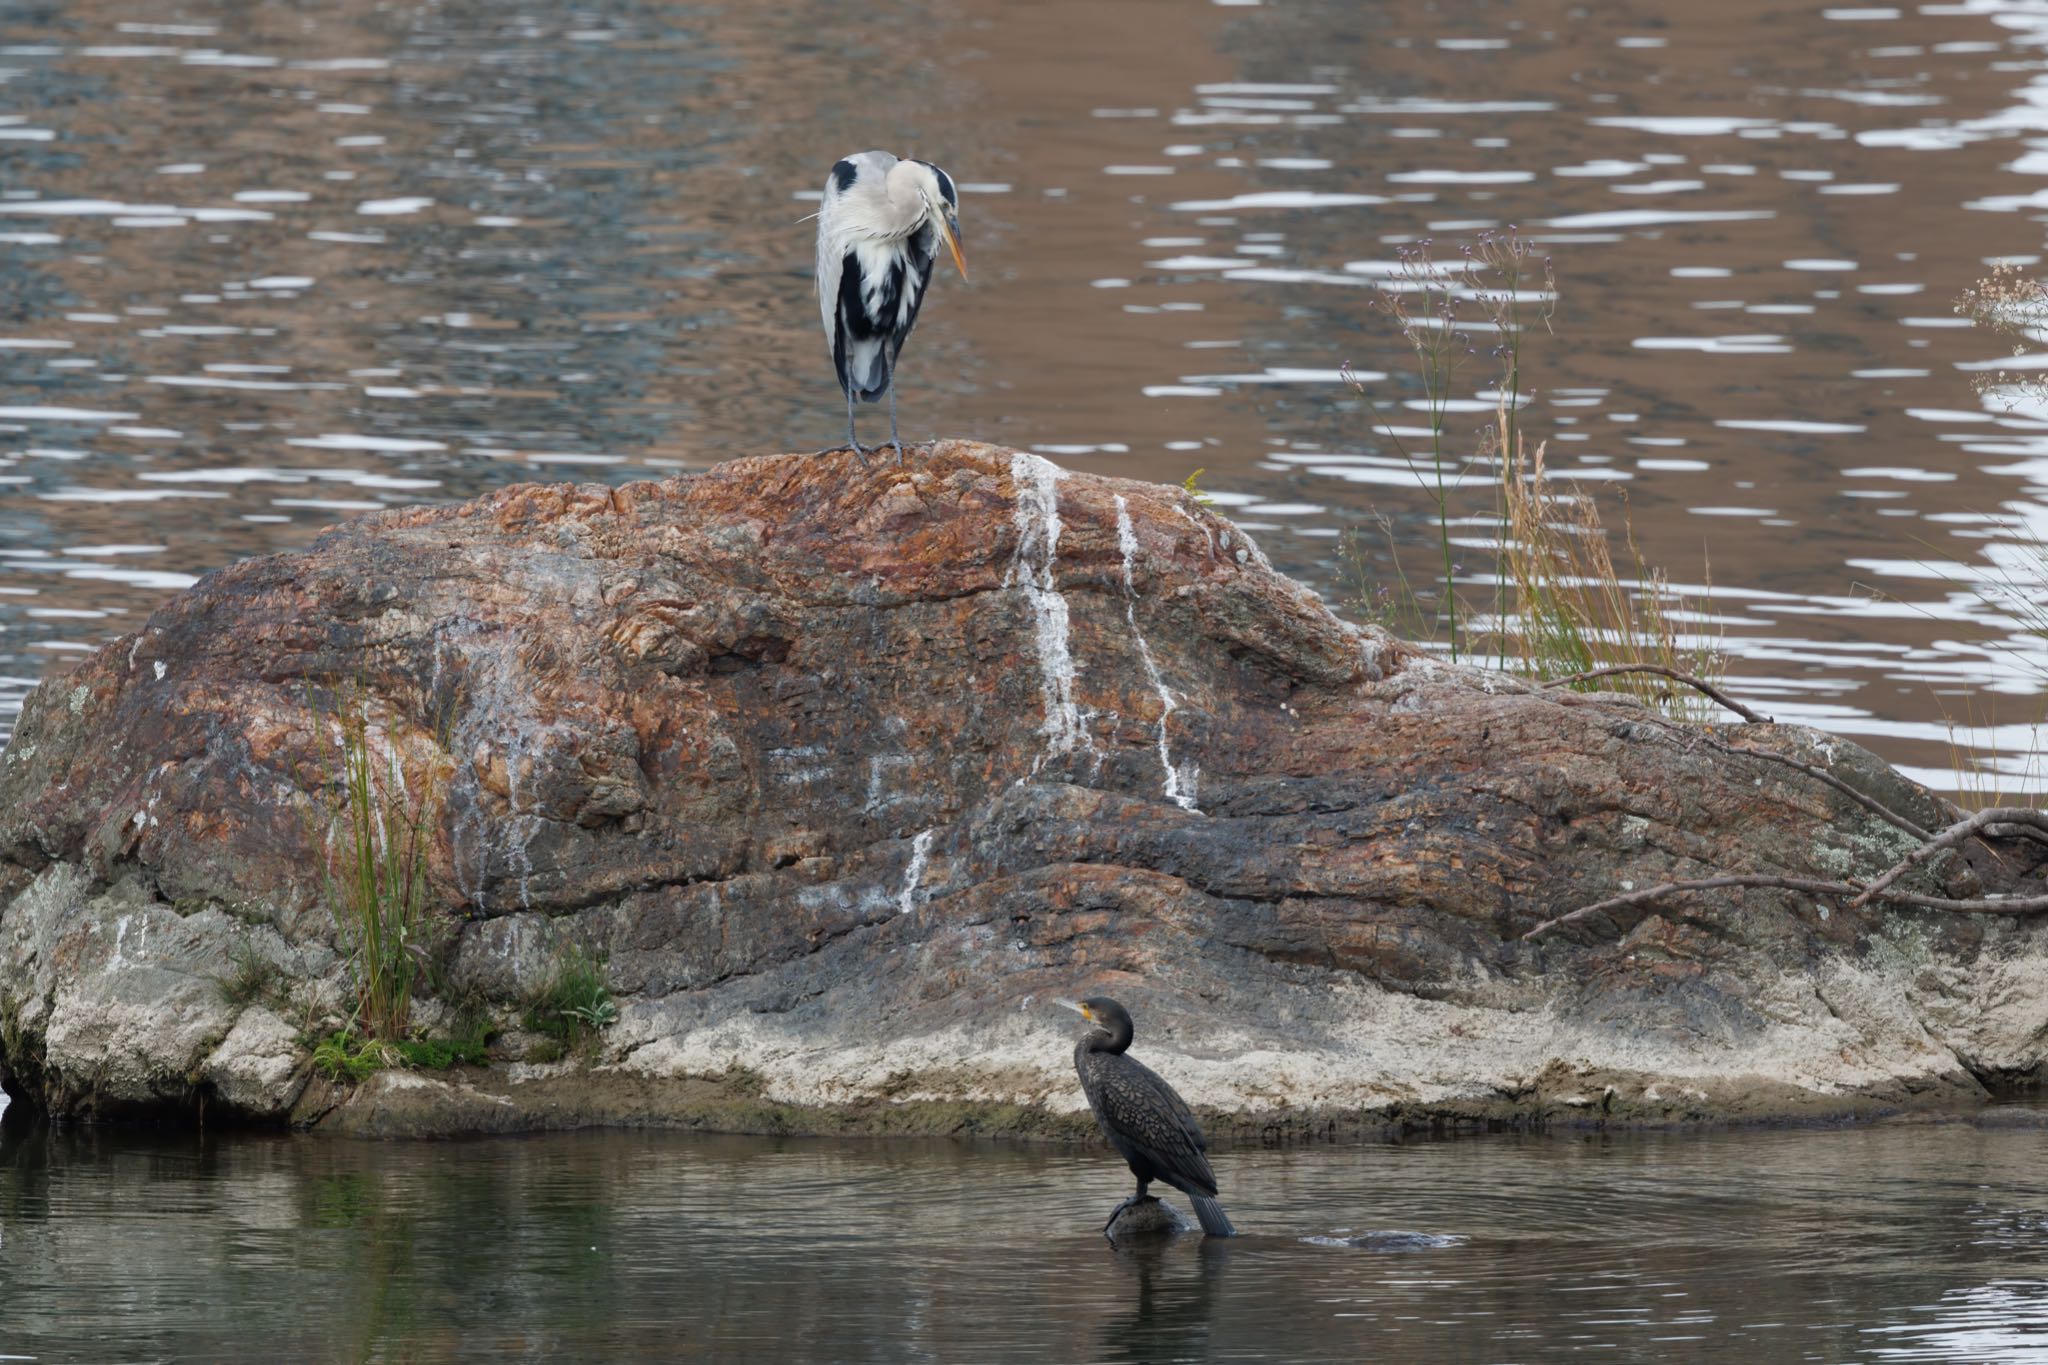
{"left": 0, "top": 441, "right": 2041, "bottom": 1133}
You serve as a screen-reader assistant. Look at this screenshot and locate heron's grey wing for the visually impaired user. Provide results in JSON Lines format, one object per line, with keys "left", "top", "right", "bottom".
{"left": 1095, "top": 1055, "right": 1219, "bottom": 1195}
{"left": 815, "top": 173, "right": 846, "bottom": 356}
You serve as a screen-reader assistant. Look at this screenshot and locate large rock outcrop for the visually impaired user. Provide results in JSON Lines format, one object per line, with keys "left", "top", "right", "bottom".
{"left": 1, "top": 440, "right": 2043, "bottom": 1135}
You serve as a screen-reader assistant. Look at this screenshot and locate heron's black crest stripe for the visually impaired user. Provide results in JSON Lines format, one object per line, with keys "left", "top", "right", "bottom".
{"left": 830, "top": 158, "right": 858, "bottom": 192}
{"left": 910, "top": 159, "right": 958, "bottom": 207}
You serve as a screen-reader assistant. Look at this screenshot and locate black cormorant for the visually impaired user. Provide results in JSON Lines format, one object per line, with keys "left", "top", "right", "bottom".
{"left": 1061, "top": 997, "right": 1237, "bottom": 1238}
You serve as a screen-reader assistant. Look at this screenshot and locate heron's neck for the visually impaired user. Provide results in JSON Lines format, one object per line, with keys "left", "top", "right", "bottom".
{"left": 863, "top": 165, "right": 929, "bottom": 241}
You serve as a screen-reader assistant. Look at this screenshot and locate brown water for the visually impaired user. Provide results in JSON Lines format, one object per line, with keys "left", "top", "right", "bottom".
{"left": 3, "top": 1106, "right": 2047, "bottom": 1362}
{"left": 3, "top": 0, "right": 2047, "bottom": 791}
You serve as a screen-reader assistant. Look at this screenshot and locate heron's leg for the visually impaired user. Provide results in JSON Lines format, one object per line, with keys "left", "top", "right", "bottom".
{"left": 844, "top": 383, "right": 870, "bottom": 466}
{"left": 887, "top": 376, "right": 905, "bottom": 465}
{"left": 816, "top": 385, "right": 871, "bottom": 464}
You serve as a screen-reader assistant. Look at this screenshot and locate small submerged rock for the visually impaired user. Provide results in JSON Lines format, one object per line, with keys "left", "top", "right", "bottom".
{"left": 1106, "top": 1197, "right": 1193, "bottom": 1240}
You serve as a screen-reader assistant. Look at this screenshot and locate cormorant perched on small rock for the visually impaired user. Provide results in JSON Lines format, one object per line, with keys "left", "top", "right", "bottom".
{"left": 1061, "top": 997, "right": 1236, "bottom": 1238}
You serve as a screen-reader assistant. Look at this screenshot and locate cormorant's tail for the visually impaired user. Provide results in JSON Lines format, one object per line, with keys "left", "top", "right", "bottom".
{"left": 1190, "top": 1194, "right": 1236, "bottom": 1238}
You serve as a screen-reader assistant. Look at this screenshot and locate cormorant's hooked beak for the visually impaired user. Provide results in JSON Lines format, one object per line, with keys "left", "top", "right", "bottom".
{"left": 934, "top": 208, "right": 968, "bottom": 281}
{"left": 1058, "top": 999, "right": 1095, "bottom": 1022}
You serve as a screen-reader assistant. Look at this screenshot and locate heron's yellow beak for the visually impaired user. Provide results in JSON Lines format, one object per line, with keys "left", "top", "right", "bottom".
{"left": 1058, "top": 999, "right": 1093, "bottom": 1021}
{"left": 935, "top": 210, "right": 969, "bottom": 281}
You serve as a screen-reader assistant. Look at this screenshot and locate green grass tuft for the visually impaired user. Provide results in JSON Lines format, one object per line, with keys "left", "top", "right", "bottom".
{"left": 313, "top": 680, "right": 448, "bottom": 1043}
{"left": 310, "top": 1015, "right": 495, "bottom": 1083}
{"left": 212, "top": 935, "right": 288, "bottom": 1012}
{"left": 310, "top": 1030, "right": 390, "bottom": 1083}
{"left": 522, "top": 945, "right": 618, "bottom": 1052}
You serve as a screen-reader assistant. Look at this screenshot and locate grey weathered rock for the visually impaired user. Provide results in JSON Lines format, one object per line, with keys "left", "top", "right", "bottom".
{"left": 1, "top": 441, "right": 2044, "bottom": 1135}
{"left": 201, "top": 1007, "right": 307, "bottom": 1118}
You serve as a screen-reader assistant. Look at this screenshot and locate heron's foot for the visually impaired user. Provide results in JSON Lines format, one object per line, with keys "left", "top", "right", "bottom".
{"left": 815, "top": 441, "right": 873, "bottom": 468}
{"left": 891, "top": 437, "right": 907, "bottom": 466}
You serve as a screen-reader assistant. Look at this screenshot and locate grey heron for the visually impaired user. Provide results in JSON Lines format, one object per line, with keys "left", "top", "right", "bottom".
{"left": 813, "top": 150, "right": 968, "bottom": 463}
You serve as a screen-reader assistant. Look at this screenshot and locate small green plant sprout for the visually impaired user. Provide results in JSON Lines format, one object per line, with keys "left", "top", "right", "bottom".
{"left": 522, "top": 944, "right": 618, "bottom": 1052}
{"left": 313, "top": 681, "right": 449, "bottom": 1044}
{"left": 1181, "top": 468, "right": 1215, "bottom": 506}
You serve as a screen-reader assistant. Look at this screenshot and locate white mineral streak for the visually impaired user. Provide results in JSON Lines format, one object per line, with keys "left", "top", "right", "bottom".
{"left": 443, "top": 626, "right": 552, "bottom": 912}
{"left": 1114, "top": 495, "right": 1200, "bottom": 812}
{"left": 863, "top": 752, "right": 913, "bottom": 813}
{"left": 898, "top": 828, "right": 935, "bottom": 915}
{"left": 1006, "top": 452, "right": 1084, "bottom": 764}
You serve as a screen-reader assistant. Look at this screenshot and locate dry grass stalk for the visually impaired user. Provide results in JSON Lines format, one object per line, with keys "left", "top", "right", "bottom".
{"left": 1490, "top": 413, "right": 1726, "bottom": 722}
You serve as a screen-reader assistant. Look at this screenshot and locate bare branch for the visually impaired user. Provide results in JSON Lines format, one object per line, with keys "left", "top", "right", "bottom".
{"left": 1884, "top": 890, "right": 2048, "bottom": 914}
{"left": 1848, "top": 806, "right": 2048, "bottom": 909}
{"left": 1982, "top": 820, "right": 2048, "bottom": 849}
{"left": 1521, "top": 876, "right": 1856, "bottom": 940}
{"left": 1541, "top": 664, "right": 1772, "bottom": 725}
{"left": 1524, "top": 803, "right": 2048, "bottom": 939}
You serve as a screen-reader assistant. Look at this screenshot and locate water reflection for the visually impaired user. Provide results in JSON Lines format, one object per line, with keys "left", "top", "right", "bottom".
{"left": 0, "top": 0, "right": 2045, "bottom": 793}
{"left": 1096, "top": 1238, "right": 1227, "bottom": 1363}
{"left": 2, "top": 1116, "right": 2047, "bottom": 1361}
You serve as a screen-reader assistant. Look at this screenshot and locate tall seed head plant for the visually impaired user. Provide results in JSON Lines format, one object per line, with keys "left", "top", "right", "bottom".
{"left": 1348, "top": 230, "right": 1724, "bottom": 719}
{"left": 1365, "top": 239, "right": 1477, "bottom": 660}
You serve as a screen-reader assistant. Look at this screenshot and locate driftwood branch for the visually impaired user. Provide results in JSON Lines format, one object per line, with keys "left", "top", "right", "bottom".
{"left": 1848, "top": 806, "right": 2048, "bottom": 909}
{"left": 1883, "top": 890, "right": 2048, "bottom": 913}
{"left": 1525, "top": 804, "right": 2048, "bottom": 940}
{"left": 1541, "top": 665, "right": 1772, "bottom": 725}
{"left": 1520, "top": 876, "right": 1856, "bottom": 940}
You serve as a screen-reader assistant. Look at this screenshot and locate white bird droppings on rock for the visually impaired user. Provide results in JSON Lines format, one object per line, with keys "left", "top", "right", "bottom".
{"left": 1006, "top": 452, "right": 1084, "bottom": 765}
{"left": 1115, "top": 494, "right": 1200, "bottom": 813}
{"left": 898, "top": 828, "right": 935, "bottom": 915}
